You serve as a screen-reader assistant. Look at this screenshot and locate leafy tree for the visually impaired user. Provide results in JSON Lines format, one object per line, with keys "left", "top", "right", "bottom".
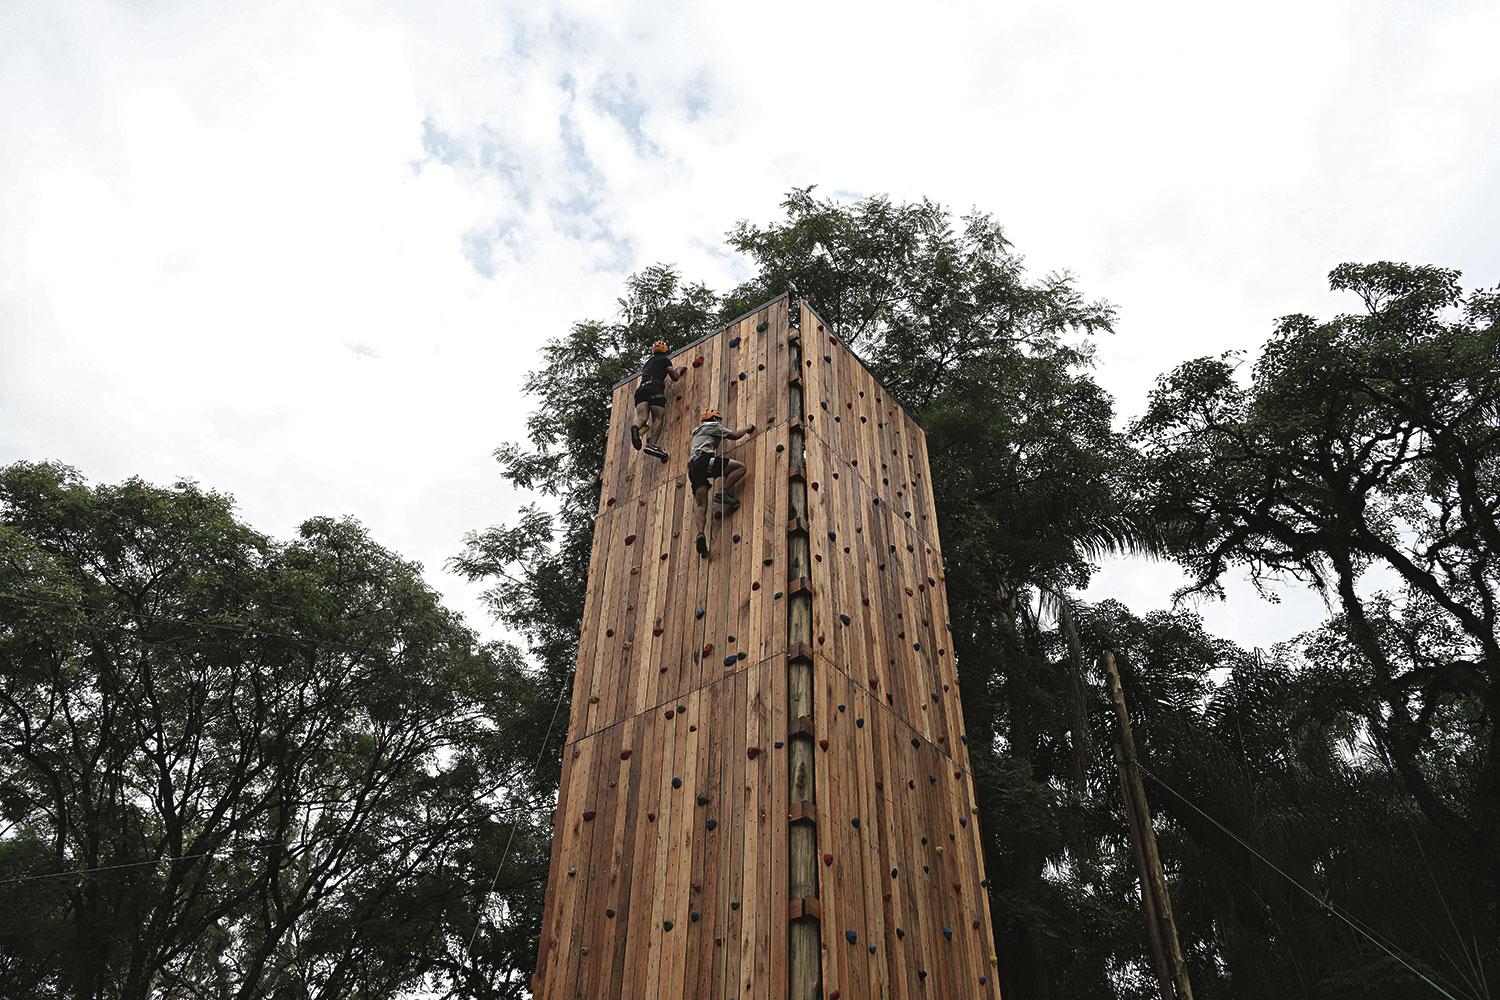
{"left": 1133, "top": 263, "right": 1500, "bottom": 907}
{"left": 0, "top": 462, "right": 545, "bottom": 999}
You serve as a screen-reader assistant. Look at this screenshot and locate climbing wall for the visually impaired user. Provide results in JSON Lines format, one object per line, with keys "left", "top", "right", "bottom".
{"left": 532, "top": 294, "right": 1001, "bottom": 1000}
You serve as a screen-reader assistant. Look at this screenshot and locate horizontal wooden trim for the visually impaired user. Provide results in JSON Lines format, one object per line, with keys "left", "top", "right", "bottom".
{"left": 789, "top": 716, "right": 816, "bottom": 739}
{"left": 788, "top": 897, "right": 822, "bottom": 922}
{"left": 788, "top": 577, "right": 814, "bottom": 599}
{"left": 786, "top": 517, "right": 808, "bottom": 535}
{"left": 787, "top": 642, "right": 814, "bottom": 663}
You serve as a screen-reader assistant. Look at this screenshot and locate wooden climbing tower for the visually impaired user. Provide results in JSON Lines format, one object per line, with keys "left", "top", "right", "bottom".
{"left": 532, "top": 294, "right": 1001, "bottom": 999}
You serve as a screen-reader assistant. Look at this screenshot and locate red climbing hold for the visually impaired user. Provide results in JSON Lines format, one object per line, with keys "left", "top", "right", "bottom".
{"left": 653, "top": 626, "right": 664, "bottom": 636}
{"left": 692, "top": 356, "right": 704, "bottom": 367}
{"left": 583, "top": 810, "right": 596, "bottom": 821}
{"left": 620, "top": 749, "right": 632, "bottom": 761}
{"left": 624, "top": 533, "right": 637, "bottom": 545}
{"left": 823, "top": 853, "right": 834, "bottom": 866}
{"left": 746, "top": 747, "right": 760, "bottom": 759}
{"left": 606, "top": 497, "right": 617, "bottom": 507}
{"left": 702, "top": 643, "right": 714, "bottom": 657}
{"left": 819, "top": 738, "right": 830, "bottom": 751}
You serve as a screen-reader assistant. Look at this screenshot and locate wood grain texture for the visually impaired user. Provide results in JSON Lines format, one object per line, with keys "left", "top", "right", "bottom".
{"left": 534, "top": 296, "right": 1001, "bottom": 999}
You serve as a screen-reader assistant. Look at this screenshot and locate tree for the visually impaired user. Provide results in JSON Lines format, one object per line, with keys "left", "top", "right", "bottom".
{"left": 1133, "top": 263, "right": 1500, "bottom": 907}
{"left": 0, "top": 462, "right": 543, "bottom": 999}
{"left": 464, "top": 189, "right": 1142, "bottom": 998}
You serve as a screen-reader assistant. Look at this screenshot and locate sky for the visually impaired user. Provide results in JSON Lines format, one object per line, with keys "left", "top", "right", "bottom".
{"left": 3, "top": 0, "right": 1498, "bottom": 652}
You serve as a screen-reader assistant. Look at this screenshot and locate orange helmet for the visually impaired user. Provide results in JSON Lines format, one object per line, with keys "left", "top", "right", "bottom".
{"left": 651, "top": 340, "right": 669, "bottom": 354}
{"left": 700, "top": 408, "right": 722, "bottom": 421}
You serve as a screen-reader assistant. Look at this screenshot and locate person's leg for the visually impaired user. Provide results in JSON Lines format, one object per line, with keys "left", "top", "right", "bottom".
{"left": 631, "top": 400, "right": 650, "bottom": 449}
{"left": 693, "top": 488, "right": 710, "bottom": 556}
{"left": 646, "top": 403, "right": 666, "bottom": 445}
{"left": 721, "top": 460, "right": 747, "bottom": 499}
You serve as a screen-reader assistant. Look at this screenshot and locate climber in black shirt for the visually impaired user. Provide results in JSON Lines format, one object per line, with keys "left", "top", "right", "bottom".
{"left": 631, "top": 340, "right": 685, "bottom": 462}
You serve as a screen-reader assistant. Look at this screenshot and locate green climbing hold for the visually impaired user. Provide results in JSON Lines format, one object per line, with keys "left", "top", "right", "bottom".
{"left": 696, "top": 792, "right": 710, "bottom": 806}
{"left": 756, "top": 321, "right": 768, "bottom": 332}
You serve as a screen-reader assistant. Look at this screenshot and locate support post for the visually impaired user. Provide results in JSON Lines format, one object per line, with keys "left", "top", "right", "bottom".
{"left": 785, "top": 300, "right": 822, "bottom": 1000}
{"left": 1105, "top": 650, "right": 1194, "bottom": 1000}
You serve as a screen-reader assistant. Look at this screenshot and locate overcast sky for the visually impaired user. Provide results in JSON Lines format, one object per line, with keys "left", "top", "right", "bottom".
{"left": 4, "top": 0, "right": 1498, "bottom": 652}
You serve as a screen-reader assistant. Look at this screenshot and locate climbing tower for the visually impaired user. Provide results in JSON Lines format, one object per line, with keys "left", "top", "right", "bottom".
{"left": 532, "top": 294, "right": 1000, "bottom": 1000}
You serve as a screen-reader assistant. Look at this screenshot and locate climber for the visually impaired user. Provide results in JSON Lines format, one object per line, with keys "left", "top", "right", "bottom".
{"left": 630, "top": 340, "right": 686, "bottom": 463}
{"left": 690, "top": 408, "right": 755, "bottom": 557}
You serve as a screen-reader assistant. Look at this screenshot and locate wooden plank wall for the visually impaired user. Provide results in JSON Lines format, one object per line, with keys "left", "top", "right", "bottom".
{"left": 533, "top": 295, "right": 1000, "bottom": 1000}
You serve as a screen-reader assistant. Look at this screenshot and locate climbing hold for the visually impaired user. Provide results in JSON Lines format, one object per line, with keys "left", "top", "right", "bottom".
{"left": 845, "top": 930, "right": 858, "bottom": 944}
{"left": 589, "top": 695, "right": 600, "bottom": 705}
{"left": 690, "top": 909, "right": 701, "bottom": 921}
{"left": 723, "top": 655, "right": 737, "bottom": 666}
{"left": 773, "top": 591, "right": 783, "bottom": 600}
{"left": 918, "top": 969, "right": 928, "bottom": 981}
{"left": 664, "top": 920, "right": 675, "bottom": 931}
{"left": 746, "top": 747, "right": 760, "bottom": 759}
{"left": 896, "top": 928, "right": 906, "bottom": 940}
{"left": 706, "top": 818, "right": 717, "bottom": 831}
{"left": 752, "top": 581, "right": 761, "bottom": 591}
{"left": 728, "top": 335, "right": 741, "bottom": 348}
{"left": 696, "top": 793, "right": 710, "bottom": 805}
{"left": 762, "top": 556, "right": 774, "bottom": 565}
{"left": 942, "top": 927, "right": 953, "bottom": 941}
{"left": 818, "top": 739, "right": 830, "bottom": 751}
{"left": 606, "top": 497, "right": 617, "bottom": 507}
{"left": 850, "top": 817, "right": 860, "bottom": 829}
{"left": 702, "top": 643, "right": 714, "bottom": 657}
{"left": 653, "top": 626, "right": 664, "bottom": 636}
{"left": 823, "top": 853, "right": 834, "bottom": 866}
{"left": 837, "top": 703, "right": 846, "bottom": 713}
{"left": 606, "top": 628, "right": 615, "bottom": 638}
{"left": 732, "top": 534, "right": 742, "bottom": 543}
{"left": 583, "top": 810, "right": 596, "bottom": 821}
{"left": 647, "top": 812, "right": 656, "bottom": 822}
{"left": 869, "top": 677, "right": 878, "bottom": 688}
{"left": 605, "top": 907, "right": 615, "bottom": 918}
{"left": 672, "top": 777, "right": 682, "bottom": 788}
{"left": 620, "top": 749, "right": 632, "bottom": 761}
{"left": 738, "top": 371, "right": 747, "bottom": 381}
{"left": 937, "top": 846, "right": 945, "bottom": 856}
{"left": 856, "top": 718, "right": 864, "bottom": 728}
{"left": 774, "top": 740, "right": 784, "bottom": 749}
{"left": 696, "top": 608, "right": 705, "bottom": 619}
{"left": 692, "top": 356, "right": 704, "bottom": 367}
{"left": 567, "top": 867, "right": 576, "bottom": 877}
{"left": 737, "top": 650, "right": 747, "bottom": 660}
{"left": 624, "top": 534, "right": 637, "bottom": 545}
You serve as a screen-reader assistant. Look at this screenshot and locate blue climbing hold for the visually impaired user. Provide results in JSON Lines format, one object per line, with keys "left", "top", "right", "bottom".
{"left": 839, "top": 613, "right": 851, "bottom": 625}
{"left": 851, "top": 817, "right": 860, "bottom": 829}
{"left": 728, "top": 335, "right": 741, "bottom": 348}
{"left": 943, "top": 927, "right": 953, "bottom": 940}
{"left": 845, "top": 930, "right": 858, "bottom": 944}
{"left": 706, "top": 818, "right": 717, "bottom": 831}
{"left": 696, "top": 608, "right": 705, "bottom": 619}
{"left": 672, "top": 777, "right": 682, "bottom": 788}
{"left": 724, "top": 655, "right": 737, "bottom": 666}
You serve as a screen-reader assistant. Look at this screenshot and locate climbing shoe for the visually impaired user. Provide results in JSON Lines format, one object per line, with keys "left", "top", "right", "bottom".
{"left": 644, "top": 443, "right": 668, "bottom": 463}
{"left": 696, "top": 533, "right": 708, "bottom": 557}
{"left": 713, "top": 492, "right": 740, "bottom": 510}
{"left": 630, "top": 424, "right": 642, "bottom": 450}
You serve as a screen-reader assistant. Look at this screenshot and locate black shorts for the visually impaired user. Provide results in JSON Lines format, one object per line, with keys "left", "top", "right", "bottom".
{"left": 633, "top": 381, "right": 667, "bottom": 408}
{"left": 689, "top": 454, "right": 729, "bottom": 492}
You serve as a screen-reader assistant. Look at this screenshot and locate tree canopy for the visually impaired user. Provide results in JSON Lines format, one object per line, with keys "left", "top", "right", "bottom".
{"left": 4, "top": 189, "right": 1496, "bottom": 1000}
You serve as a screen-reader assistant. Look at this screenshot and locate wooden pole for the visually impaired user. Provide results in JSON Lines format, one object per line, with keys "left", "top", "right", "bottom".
{"left": 785, "top": 302, "right": 822, "bottom": 1000}
{"left": 1105, "top": 651, "right": 1195, "bottom": 1000}
{"left": 1115, "top": 738, "right": 1173, "bottom": 1000}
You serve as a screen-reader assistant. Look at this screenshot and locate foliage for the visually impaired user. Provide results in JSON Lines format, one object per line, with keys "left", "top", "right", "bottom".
{"left": 0, "top": 463, "right": 545, "bottom": 999}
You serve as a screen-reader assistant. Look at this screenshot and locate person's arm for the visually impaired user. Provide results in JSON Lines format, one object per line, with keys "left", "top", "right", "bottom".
{"left": 668, "top": 364, "right": 686, "bottom": 382}
{"left": 725, "top": 423, "right": 756, "bottom": 440}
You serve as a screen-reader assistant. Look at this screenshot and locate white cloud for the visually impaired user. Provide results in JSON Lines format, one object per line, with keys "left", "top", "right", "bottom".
{"left": 3, "top": 0, "right": 1497, "bottom": 650}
